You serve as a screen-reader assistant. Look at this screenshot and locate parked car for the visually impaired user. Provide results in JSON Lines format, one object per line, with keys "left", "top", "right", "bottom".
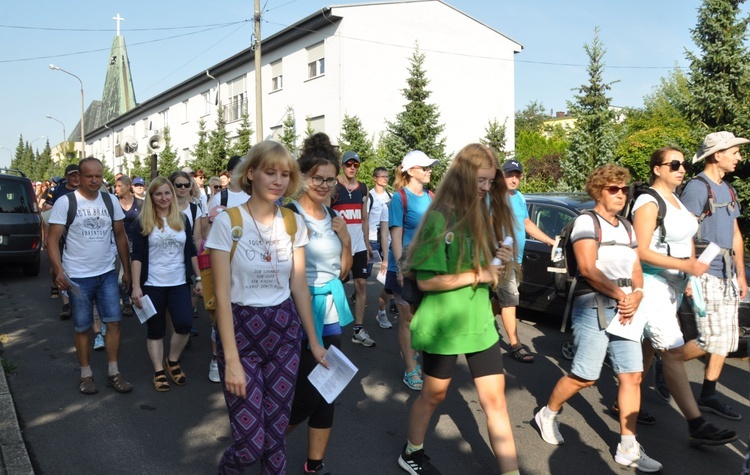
{"left": 518, "top": 192, "right": 749, "bottom": 357}
{"left": 0, "top": 168, "right": 41, "bottom": 276}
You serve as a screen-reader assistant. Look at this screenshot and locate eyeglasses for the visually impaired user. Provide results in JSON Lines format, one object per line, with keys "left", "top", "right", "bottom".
{"left": 603, "top": 185, "right": 629, "bottom": 195}
{"left": 173, "top": 182, "right": 191, "bottom": 189}
{"left": 412, "top": 165, "right": 433, "bottom": 172}
{"left": 310, "top": 176, "right": 338, "bottom": 187}
{"left": 660, "top": 160, "right": 687, "bottom": 172}
{"left": 478, "top": 177, "right": 494, "bottom": 187}
{"left": 344, "top": 161, "right": 360, "bottom": 169}
{"left": 212, "top": 185, "right": 221, "bottom": 190}
{"left": 375, "top": 175, "right": 389, "bottom": 179}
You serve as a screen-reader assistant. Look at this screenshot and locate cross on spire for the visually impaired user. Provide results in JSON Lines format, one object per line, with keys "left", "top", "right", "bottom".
{"left": 113, "top": 13, "right": 124, "bottom": 36}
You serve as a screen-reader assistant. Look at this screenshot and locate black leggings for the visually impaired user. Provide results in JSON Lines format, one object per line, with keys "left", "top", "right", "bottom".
{"left": 289, "top": 334, "right": 342, "bottom": 428}
{"left": 422, "top": 341, "right": 504, "bottom": 380}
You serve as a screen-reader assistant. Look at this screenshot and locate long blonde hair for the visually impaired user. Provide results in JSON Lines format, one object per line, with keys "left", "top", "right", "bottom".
{"left": 138, "top": 176, "right": 185, "bottom": 235}
{"left": 407, "top": 143, "right": 518, "bottom": 287}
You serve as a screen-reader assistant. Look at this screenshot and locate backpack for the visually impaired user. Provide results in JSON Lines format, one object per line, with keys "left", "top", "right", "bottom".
{"left": 59, "top": 191, "right": 116, "bottom": 258}
{"left": 548, "top": 210, "right": 634, "bottom": 331}
{"left": 200, "top": 206, "right": 297, "bottom": 315}
{"left": 679, "top": 175, "right": 738, "bottom": 248}
{"left": 619, "top": 182, "right": 669, "bottom": 253}
{"left": 220, "top": 188, "right": 229, "bottom": 207}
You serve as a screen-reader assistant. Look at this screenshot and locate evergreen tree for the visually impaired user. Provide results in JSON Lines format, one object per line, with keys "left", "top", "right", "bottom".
{"left": 380, "top": 46, "right": 448, "bottom": 184}
{"left": 278, "top": 108, "right": 298, "bottom": 156}
{"left": 515, "top": 101, "right": 550, "bottom": 135}
{"left": 157, "top": 126, "right": 180, "bottom": 177}
{"left": 190, "top": 119, "right": 211, "bottom": 174}
{"left": 560, "top": 27, "right": 620, "bottom": 190}
{"left": 207, "top": 107, "right": 230, "bottom": 175}
{"left": 230, "top": 113, "right": 253, "bottom": 158}
{"left": 339, "top": 114, "right": 378, "bottom": 188}
{"left": 34, "top": 140, "right": 54, "bottom": 181}
{"left": 129, "top": 154, "right": 151, "bottom": 181}
{"left": 480, "top": 118, "right": 509, "bottom": 160}
{"left": 11, "top": 136, "right": 24, "bottom": 171}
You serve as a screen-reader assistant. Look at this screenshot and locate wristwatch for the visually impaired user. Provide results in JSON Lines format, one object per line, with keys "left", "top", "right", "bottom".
{"left": 195, "top": 276, "right": 202, "bottom": 283}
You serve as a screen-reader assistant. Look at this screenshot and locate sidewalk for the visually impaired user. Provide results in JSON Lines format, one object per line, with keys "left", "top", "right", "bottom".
{"left": 0, "top": 357, "right": 33, "bottom": 474}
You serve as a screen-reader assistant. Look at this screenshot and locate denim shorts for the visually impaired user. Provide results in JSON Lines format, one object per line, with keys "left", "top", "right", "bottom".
{"left": 570, "top": 293, "right": 643, "bottom": 381}
{"left": 68, "top": 269, "right": 122, "bottom": 333}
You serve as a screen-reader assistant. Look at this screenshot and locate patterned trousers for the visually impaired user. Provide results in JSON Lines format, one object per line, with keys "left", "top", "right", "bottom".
{"left": 216, "top": 298, "right": 301, "bottom": 475}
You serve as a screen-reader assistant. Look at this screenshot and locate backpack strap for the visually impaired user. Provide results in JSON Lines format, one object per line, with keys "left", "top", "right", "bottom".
{"left": 220, "top": 188, "right": 229, "bottom": 207}
{"left": 189, "top": 202, "right": 198, "bottom": 224}
{"left": 65, "top": 192, "right": 77, "bottom": 231}
{"left": 280, "top": 206, "right": 297, "bottom": 246}
{"left": 225, "top": 207, "right": 242, "bottom": 262}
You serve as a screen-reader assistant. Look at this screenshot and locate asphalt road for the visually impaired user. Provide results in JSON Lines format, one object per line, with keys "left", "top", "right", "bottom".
{"left": 1, "top": 255, "right": 748, "bottom": 474}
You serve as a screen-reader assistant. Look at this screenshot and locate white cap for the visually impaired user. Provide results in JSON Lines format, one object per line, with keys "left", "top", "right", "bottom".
{"left": 401, "top": 150, "right": 438, "bottom": 171}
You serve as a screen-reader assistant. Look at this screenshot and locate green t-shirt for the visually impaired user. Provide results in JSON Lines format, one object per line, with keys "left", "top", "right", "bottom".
{"left": 410, "top": 210, "right": 499, "bottom": 355}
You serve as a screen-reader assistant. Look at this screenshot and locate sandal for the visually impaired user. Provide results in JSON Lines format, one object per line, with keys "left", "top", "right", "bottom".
{"left": 108, "top": 373, "right": 133, "bottom": 393}
{"left": 79, "top": 376, "right": 98, "bottom": 395}
{"left": 403, "top": 369, "right": 423, "bottom": 391}
{"left": 165, "top": 358, "right": 187, "bottom": 385}
{"left": 153, "top": 373, "right": 170, "bottom": 392}
{"left": 508, "top": 344, "right": 535, "bottom": 363}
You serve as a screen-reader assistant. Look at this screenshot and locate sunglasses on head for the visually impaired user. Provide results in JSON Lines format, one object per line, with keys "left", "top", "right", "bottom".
{"left": 603, "top": 185, "right": 629, "bottom": 195}
{"left": 344, "top": 161, "right": 360, "bottom": 168}
{"left": 660, "top": 160, "right": 687, "bottom": 172}
{"left": 173, "top": 182, "right": 191, "bottom": 189}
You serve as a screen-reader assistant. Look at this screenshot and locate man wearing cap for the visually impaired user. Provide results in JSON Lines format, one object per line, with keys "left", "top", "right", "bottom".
{"left": 499, "top": 160, "right": 555, "bottom": 363}
{"left": 332, "top": 151, "right": 375, "bottom": 347}
{"left": 132, "top": 177, "right": 146, "bottom": 200}
{"left": 679, "top": 131, "right": 748, "bottom": 421}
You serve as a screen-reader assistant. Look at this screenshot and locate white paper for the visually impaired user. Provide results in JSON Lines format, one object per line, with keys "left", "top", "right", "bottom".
{"left": 605, "top": 309, "right": 646, "bottom": 342}
{"left": 376, "top": 269, "right": 387, "bottom": 285}
{"left": 63, "top": 274, "right": 82, "bottom": 298}
{"left": 133, "top": 295, "right": 157, "bottom": 324}
{"left": 698, "top": 242, "right": 721, "bottom": 265}
{"left": 307, "top": 345, "right": 358, "bottom": 404}
{"left": 370, "top": 250, "right": 382, "bottom": 263}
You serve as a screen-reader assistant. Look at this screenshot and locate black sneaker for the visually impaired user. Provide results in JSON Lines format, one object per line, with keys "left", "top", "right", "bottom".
{"left": 654, "top": 357, "right": 671, "bottom": 401}
{"left": 390, "top": 302, "right": 400, "bottom": 316}
{"left": 698, "top": 396, "right": 742, "bottom": 421}
{"left": 398, "top": 445, "right": 441, "bottom": 475}
{"left": 689, "top": 421, "right": 738, "bottom": 447}
{"left": 60, "top": 303, "right": 72, "bottom": 320}
{"left": 611, "top": 401, "right": 656, "bottom": 425}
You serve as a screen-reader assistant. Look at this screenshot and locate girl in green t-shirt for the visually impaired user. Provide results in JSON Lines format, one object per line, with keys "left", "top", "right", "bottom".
{"left": 397, "top": 143, "right": 521, "bottom": 475}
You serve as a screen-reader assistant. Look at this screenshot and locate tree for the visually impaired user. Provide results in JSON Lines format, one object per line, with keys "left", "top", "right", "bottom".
{"left": 207, "top": 106, "right": 230, "bottom": 175}
{"left": 560, "top": 27, "right": 620, "bottom": 190}
{"left": 230, "top": 113, "right": 253, "bottom": 158}
{"left": 34, "top": 140, "right": 54, "bottom": 181}
{"left": 515, "top": 101, "right": 550, "bottom": 135}
{"left": 278, "top": 108, "right": 298, "bottom": 156}
{"left": 190, "top": 119, "right": 211, "bottom": 174}
{"left": 379, "top": 46, "right": 449, "bottom": 184}
{"left": 128, "top": 154, "right": 151, "bottom": 180}
{"left": 339, "top": 114, "right": 378, "bottom": 188}
{"left": 480, "top": 118, "right": 509, "bottom": 160}
{"left": 157, "top": 126, "right": 180, "bottom": 177}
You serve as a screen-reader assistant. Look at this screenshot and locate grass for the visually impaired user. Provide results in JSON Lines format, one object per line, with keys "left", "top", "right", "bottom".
{"left": 1, "top": 358, "right": 18, "bottom": 375}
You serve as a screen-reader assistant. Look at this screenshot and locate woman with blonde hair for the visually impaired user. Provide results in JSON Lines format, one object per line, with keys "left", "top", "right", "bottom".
{"left": 397, "top": 143, "right": 518, "bottom": 475}
{"left": 131, "top": 177, "right": 202, "bottom": 392}
{"left": 205, "top": 140, "right": 327, "bottom": 474}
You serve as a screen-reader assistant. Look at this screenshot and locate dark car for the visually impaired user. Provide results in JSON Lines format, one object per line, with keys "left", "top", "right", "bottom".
{"left": 0, "top": 169, "right": 42, "bottom": 276}
{"left": 518, "top": 192, "right": 749, "bottom": 356}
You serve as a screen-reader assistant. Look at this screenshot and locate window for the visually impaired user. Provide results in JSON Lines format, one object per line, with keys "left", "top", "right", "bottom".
{"left": 182, "top": 148, "right": 191, "bottom": 164}
{"left": 271, "top": 60, "right": 283, "bottom": 91}
{"left": 201, "top": 91, "right": 211, "bottom": 116}
{"left": 159, "top": 109, "right": 169, "bottom": 129}
{"left": 182, "top": 100, "right": 189, "bottom": 123}
{"left": 307, "top": 115, "right": 325, "bottom": 134}
{"left": 530, "top": 206, "right": 575, "bottom": 240}
{"left": 226, "top": 76, "right": 247, "bottom": 122}
{"left": 307, "top": 42, "right": 325, "bottom": 79}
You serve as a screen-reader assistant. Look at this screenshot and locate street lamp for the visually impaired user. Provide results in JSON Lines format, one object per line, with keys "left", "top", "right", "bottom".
{"left": 29, "top": 136, "right": 45, "bottom": 149}
{"left": 46, "top": 115, "right": 66, "bottom": 144}
{"left": 0, "top": 146, "right": 12, "bottom": 168}
{"left": 49, "top": 64, "right": 85, "bottom": 157}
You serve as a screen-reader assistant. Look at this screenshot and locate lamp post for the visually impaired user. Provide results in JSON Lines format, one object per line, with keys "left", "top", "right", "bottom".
{"left": 0, "top": 146, "right": 11, "bottom": 169}
{"left": 29, "top": 136, "right": 46, "bottom": 150}
{"left": 46, "top": 115, "right": 66, "bottom": 144}
{"left": 49, "top": 64, "right": 85, "bottom": 158}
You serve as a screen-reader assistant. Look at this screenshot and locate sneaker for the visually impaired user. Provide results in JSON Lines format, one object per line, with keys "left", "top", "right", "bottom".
{"left": 93, "top": 334, "right": 105, "bottom": 351}
{"left": 208, "top": 359, "right": 220, "bottom": 383}
{"left": 534, "top": 408, "right": 564, "bottom": 445}
{"left": 60, "top": 303, "right": 72, "bottom": 320}
{"left": 303, "top": 462, "right": 331, "bottom": 474}
{"left": 398, "top": 445, "right": 441, "bottom": 475}
{"left": 390, "top": 302, "right": 400, "bottom": 316}
{"left": 698, "top": 396, "right": 742, "bottom": 420}
{"left": 654, "top": 357, "right": 670, "bottom": 401}
{"left": 614, "top": 443, "right": 662, "bottom": 472}
{"left": 689, "top": 421, "right": 738, "bottom": 447}
{"left": 377, "top": 311, "right": 392, "bottom": 329}
{"left": 50, "top": 285, "right": 60, "bottom": 299}
{"left": 611, "top": 401, "right": 656, "bottom": 425}
{"left": 352, "top": 328, "right": 375, "bottom": 347}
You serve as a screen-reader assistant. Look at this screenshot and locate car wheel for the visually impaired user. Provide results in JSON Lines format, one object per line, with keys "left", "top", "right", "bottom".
{"left": 561, "top": 339, "right": 576, "bottom": 360}
{"left": 22, "top": 260, "right": 40, "bottom": 276}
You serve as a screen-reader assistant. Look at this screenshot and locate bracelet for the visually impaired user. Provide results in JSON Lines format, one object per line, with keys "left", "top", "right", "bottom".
{"left": 632, "top": 288, "right": 643, "bottom": 294}
{"left": 195, "top": 276, "right": 202, "bottom": 282}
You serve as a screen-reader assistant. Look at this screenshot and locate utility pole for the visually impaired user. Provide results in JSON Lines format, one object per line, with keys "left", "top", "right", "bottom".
{"left": 254, "top": 0, "right": 263, "bottom": 143}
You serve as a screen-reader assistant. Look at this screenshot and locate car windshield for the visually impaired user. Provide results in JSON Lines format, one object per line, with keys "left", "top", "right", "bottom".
{"left": 0, "top": 181, "right": 33, "bottom": 213}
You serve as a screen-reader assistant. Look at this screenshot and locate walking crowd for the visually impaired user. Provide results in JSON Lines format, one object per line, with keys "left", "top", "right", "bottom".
{"left": 40, "top": 129, "right": 748, "bottom": 474}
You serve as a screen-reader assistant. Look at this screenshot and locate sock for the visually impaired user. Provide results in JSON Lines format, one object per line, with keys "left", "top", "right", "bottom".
{"left": 543, "top": 405, "right": 559, "bottom": 417}
{"left": 620, "top": 434, "right": 637, "bottom": 450}
{"left": 501, "top": 471, "right": 521, "bottom": 475}
{"left": 687, "top": 416, "right": 706, "bottom": 431}
{"left": 405, "top": 440, "right": 423, "bottom": 455}
{"left": 306, "top": 459, "right": 323, "bottom": 471}
{"left": 108, "top": 362, "right": 119, "bottom": 377}
{"left": 80, "top": 366, "right": 93, "bottom": 378}
{"left": 700, "top": 379, "right": 717, "bottom": 399}
{"left": 353, "top": 325, "right": 363, "bottom": 333}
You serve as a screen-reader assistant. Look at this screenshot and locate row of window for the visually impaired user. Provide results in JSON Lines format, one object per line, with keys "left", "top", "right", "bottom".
{"left": 271, "top": 41, "right": 326, "bottom": 92}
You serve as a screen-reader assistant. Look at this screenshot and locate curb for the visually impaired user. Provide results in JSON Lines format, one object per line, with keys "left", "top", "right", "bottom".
{"left": 0, "top": 365, "right": 33, "bottom": 475}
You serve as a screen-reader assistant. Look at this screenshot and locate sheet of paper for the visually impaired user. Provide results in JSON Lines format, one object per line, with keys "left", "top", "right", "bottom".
{"left": 307, "top": 345, "right": 358, "bottom": 404}
{"left": 370, "top": 250, "right": 382, "bottom": 263}
{"left": 376, "top": 268, "right": 387, "bottom": 285}
{"left": 605, "top": 309, "right": 646, "bottom": 342}
{"left": 698, "top": 242, "right": 721, "bottom": 265}
{"left": 63, "top": 274, "right": 82, "bottom": 298}
{"left": 134, "top": 295, "right": 157, "bottom": 324}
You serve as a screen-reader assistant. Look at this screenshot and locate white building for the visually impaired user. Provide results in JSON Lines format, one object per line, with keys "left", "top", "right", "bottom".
{"left": 86, "top": 0, "right": 522, "bottom": 173}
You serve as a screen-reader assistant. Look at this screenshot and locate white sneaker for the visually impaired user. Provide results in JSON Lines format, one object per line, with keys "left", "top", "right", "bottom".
{"left": 535, "top": 408, "right": 564, "bottom": 445}
{"left": 208, "top": 359, "right": 220, "bottom": 383}
{"left": 93, "top": 334, "right": 105, "bottom": 351}
{"left": 376, "top": 311, "right": 392, "bottom": 329}
{"left": 615, "top": 443, "right": 662, "bottom": 472}
{"left": 351, "top": 328, "right": 375, "bottom": 346}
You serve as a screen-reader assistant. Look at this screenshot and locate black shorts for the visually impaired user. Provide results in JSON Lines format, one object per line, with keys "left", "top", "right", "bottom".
{"left": 351, "top": 250, "right": 371, "bottom": 280}
{"left": 422, "top": 341, "right": 504, "bottom": 380}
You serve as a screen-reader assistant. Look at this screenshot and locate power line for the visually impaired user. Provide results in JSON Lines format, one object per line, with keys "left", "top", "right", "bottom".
{"left": 0, "top": 21, "right": 246, "bottom": 32}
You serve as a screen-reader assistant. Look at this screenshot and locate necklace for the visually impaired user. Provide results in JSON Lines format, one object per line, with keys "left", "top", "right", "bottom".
{"left": 247, "top": 202, "right": 276, "bottom": 262}
{"left": 342, "top": 180, "right": 356, "bottom": 199}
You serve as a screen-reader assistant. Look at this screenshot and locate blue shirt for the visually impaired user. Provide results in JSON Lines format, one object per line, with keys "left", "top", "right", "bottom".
{"left": 508, "top": 191, "right": 528, "bottom": 264}
{"left": 387, "top": 188, "right": 433, "bottom": 272}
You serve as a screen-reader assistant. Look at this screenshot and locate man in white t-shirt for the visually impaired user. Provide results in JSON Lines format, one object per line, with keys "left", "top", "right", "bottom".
{"left": 47, "top": 158, "right": 133, "bottom": 395}
{"left": 368, "top": 167, "right": 394, "bottom": 329}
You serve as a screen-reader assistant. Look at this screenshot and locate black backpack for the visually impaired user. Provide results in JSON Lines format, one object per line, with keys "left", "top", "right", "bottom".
{"left": 59, "top": 192, "right": 116, "bottom": 258}
{"left": 620, "top": 182, "right": 669, "bottom": 253}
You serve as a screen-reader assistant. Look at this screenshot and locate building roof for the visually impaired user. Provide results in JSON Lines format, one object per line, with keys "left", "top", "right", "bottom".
{"left": 100, "top": 35, "right": 137, "bottom": 124}
{"left": 68, "top": 100, "right": 102, "bottom": 142}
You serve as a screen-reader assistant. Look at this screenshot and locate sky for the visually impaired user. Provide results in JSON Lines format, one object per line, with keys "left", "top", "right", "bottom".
{"left": 0, "top": 0, "right": 744, "bottom": 169}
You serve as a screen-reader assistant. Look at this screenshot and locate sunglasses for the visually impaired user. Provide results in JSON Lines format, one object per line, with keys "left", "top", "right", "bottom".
{"left": 603, "top": 185, "right": 629, "bottom": 195}
{"left": 173, "top": 182, "right": 191, "bottom": 189}
{"left": 660, "top": 160, "right": 687, "bottom": 172}
{"left": 344, "top": 161, "right": 360, "bottom": 168}
{"left": 212, "top": 185, "right": 221, "bottom": 190}
{"left": 412, "top": 165, "right": 433, "bottom": 171}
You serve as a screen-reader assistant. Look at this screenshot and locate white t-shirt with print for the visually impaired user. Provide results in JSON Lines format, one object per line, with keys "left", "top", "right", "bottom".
{"left": 49, "top": 191, "right": 125, "bottom": 278}
{"left": 205, "top": 206, "right": 309, "bottom": 307}
{"left": 145, "top": 218, "right": 187, "bottom": 287}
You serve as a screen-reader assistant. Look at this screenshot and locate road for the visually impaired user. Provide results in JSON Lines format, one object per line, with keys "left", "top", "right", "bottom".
{"left": 0, "top": 255, "right": 748, "bottom": 474}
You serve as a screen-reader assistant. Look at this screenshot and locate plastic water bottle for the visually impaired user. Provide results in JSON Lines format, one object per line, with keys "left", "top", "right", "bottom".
{"left": 492, "top": 236, "right": 514, "bottom": 265}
